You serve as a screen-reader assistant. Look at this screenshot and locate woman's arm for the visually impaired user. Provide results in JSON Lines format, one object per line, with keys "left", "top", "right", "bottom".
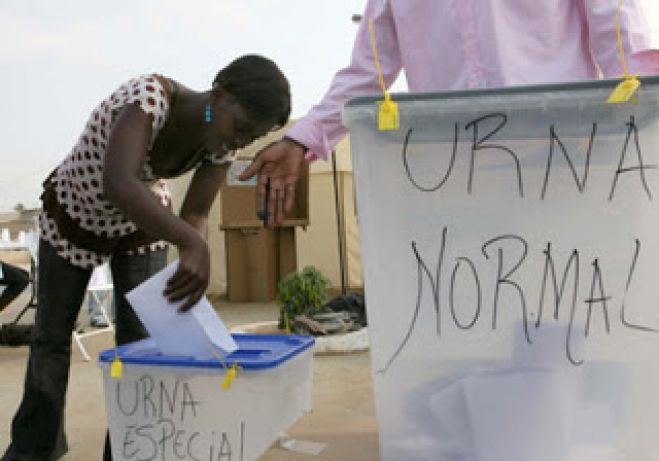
{"left": 178, "top": 161, "right": 228, "bottom": 240}
{"left": 103, "top": 103, "right": 210, "bottom": 310}
{"left": 164, "top": 162, "right": 227, "bottom": 308}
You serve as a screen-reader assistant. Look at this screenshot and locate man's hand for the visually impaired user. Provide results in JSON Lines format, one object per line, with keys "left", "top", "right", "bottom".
{"left": 239, "top": 138, "right": 306, "bottom": 227}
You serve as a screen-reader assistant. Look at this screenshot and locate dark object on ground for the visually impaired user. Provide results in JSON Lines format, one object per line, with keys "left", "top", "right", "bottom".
{"left": 323, "top": 293, "right": 367, "bottom": 327}
{"left": 0, "top": 262, "right": 30, "bottom": 312}
{"left": 290, "top": 293, "right": 368, "bottom": 336}
{"left": 293, "top": 312, "right": 355, "bottom": 336}
{"left": 0, "top": 323, "right": 33, "bottom": 346}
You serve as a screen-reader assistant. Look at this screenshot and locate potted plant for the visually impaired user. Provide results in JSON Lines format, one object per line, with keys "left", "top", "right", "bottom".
{"left": 276, "top": 266, "right": 330, "bottom": 332}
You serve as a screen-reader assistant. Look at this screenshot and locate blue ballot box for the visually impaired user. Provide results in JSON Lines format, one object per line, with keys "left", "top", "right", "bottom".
{"left": 99, "top": 334, "right": 314, "bottom": 461}
{"left": 343, "top": 77, "right": 659, "bottom": 461}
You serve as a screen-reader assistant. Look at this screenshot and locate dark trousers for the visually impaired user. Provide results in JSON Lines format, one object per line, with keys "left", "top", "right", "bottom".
{"left": 1, "top": 240, "right": 166, "bottom": 461}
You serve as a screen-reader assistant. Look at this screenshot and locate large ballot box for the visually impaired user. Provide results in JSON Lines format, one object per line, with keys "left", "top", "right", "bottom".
{"left": 343, "top": 77, "right": 659, "bottom": 461}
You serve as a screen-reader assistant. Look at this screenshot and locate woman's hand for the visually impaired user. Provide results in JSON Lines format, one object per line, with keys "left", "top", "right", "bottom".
{"left": 164, "top": 232, "right": 210, "bottom": 312}
{"left": 238, "top": 139, "right": 306, "bottom": 227}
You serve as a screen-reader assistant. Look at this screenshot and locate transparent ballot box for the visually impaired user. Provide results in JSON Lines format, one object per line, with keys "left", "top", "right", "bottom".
{"left": 343, "top": 77, "right": 659, "bottom": 461}
{"left": 99, "top": 334, "right": 314, "bottom": 461}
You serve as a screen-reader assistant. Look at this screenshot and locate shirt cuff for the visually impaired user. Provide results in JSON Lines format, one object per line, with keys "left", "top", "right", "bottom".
{"left": 285, "top": 117, "right": 331, "bottom": 162}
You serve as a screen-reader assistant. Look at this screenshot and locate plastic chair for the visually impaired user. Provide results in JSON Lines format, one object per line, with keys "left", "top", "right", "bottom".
{"left": 73, "top": 263, "right": 114, "bottom": 361}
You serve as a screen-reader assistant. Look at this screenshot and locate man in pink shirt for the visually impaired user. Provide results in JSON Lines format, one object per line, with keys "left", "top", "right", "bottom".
{"left": 241, "top": 0, "right": 658, "bottom": 224}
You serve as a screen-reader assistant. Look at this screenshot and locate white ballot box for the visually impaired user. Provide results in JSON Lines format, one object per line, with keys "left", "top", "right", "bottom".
{"left": 343, "top": 77, "right": 659, "bottom": 461}
{"left": 99, "top": 334, "right": 314, "bottom": 461}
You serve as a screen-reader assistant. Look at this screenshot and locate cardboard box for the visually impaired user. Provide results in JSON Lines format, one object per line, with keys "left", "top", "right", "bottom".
{"left": 221, "top": 158, "right": 306, "bottom": 301}
{"left": 224, "top": 227, "right": 277, "bottom": 302}
{"left": 277, "top": 227, "right": 297, "bottom": 280}
{"left": 224, "top": 226, "right": 298, "bottom": 302}
{"left": 221, "top": 159, "right": 309, "bottom": 227}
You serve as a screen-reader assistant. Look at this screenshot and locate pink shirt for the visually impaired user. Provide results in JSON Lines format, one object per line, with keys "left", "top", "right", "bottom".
{"left": 287, "top": 0, "right": 659, "bottom": 160}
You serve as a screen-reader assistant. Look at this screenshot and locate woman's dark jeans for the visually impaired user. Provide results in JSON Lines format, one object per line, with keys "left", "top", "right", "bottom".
{"left": 1, "top": 240, "right": 166, "bottom": 461}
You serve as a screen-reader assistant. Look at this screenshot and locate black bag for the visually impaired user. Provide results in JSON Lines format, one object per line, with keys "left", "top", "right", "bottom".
{"left": 323, "top": 292, "right": 367, "bottom": 327}
{"left": 0, "top": 262, "right": 30, "bottom": 312}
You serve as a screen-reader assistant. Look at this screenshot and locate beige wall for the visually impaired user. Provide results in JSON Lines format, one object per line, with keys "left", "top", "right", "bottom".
{"left": 344, "top": 171, "right": 363, "bottom": 287}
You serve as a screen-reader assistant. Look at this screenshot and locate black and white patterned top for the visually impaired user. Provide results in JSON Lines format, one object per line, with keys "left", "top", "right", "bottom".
{"left": 40, "top": 74, "right": 234, "bottom": 269}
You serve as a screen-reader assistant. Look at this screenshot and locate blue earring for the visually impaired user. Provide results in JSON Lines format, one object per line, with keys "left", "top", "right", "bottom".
{"left": 204, "top": 103, "right": 213, "bottom": 123}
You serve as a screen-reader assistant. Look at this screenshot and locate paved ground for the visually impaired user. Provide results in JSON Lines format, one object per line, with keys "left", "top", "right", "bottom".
{"left": 0, "top": 296, "right": 380, "bottom": 460}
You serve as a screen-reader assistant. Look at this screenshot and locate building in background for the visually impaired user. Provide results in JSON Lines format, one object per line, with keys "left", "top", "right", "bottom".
{"left": 0, "top": 208, "right": 39, "bottom": 270}
{"left": 0, "top": 209, "right": 39, "bottom": 240}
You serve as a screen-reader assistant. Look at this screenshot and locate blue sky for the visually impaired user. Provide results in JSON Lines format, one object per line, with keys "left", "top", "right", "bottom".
{"left": 0, "top": 0, "right": 656, "bottom": 211}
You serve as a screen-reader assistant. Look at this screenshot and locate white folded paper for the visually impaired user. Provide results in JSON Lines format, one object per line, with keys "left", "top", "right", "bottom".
{"left": 125, "top": 261, "right": 238, "bottom": 359}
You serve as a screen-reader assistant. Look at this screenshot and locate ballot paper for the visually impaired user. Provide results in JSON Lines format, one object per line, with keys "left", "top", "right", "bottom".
{"left": 419, "top": 324, "right": 620, "bottom": 461}
{"left": 125, "top": 261, "right": 238, "bottom": 359}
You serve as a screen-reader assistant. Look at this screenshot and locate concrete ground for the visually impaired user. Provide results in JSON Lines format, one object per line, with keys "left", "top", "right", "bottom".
{"left": 0, "top": 294, "right": 380, "bottom": 460}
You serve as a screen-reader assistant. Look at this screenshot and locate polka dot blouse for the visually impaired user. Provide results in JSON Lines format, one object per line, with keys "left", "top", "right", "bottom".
{"left": 40, "top": 74, "right": 233, "bottom": 270}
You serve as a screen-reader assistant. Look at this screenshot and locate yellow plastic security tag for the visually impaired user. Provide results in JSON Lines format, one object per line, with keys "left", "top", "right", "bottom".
{"left": 212, "top": 347, "right": 240, "bottom": 390}
{"left": 222, "top": 364, "right": 239, "bottom": 390}
{"left": 368, "top": 18, "right": 400, "bottom": 131}
{"left": 606, "top": 0, "right": 641, "bottom": 104}
{"left": 110, "top": 354, "right": 123, "bottom": 378}
{"left": 607, "top": 76, "right": 640, "bottom": 104}
{"left": 378, "top": 94, "right": 399, "bottom": 131}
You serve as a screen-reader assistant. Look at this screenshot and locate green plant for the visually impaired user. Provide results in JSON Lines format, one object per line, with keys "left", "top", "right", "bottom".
{"left": 276, "top": 266, "right": 330, "bottom": 330}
